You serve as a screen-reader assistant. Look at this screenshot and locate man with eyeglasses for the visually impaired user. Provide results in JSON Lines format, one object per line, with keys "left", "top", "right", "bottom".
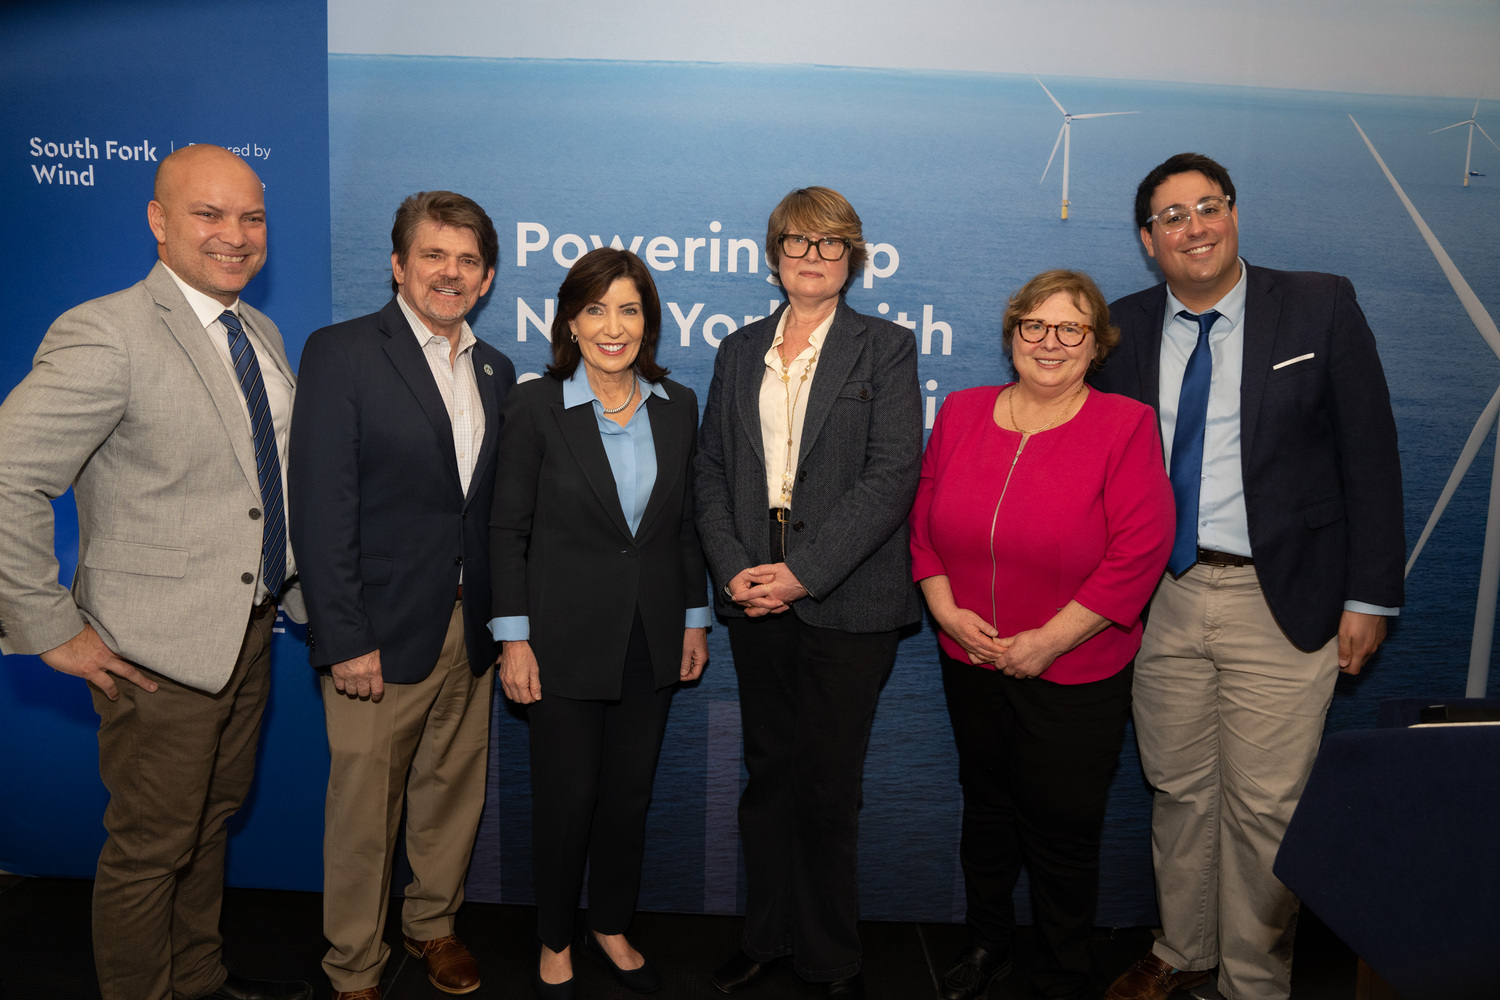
{"left": 1093, "top": 153, "right": 1404, "bottom": 1000}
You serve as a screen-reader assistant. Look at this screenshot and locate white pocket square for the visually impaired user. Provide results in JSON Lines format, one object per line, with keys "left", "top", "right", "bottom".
{"left": 1272, "top": 353, "right": 1314, "bottom": 371}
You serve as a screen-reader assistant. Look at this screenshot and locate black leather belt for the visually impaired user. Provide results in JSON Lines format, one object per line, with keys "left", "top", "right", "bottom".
{"left": 1198, "top": 547, "right": 1254, "bottom": 567}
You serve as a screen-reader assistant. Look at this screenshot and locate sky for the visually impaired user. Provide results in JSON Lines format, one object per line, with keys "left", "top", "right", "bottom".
{"left": 328, "top": 0, "right": 1500, "bottom": 99}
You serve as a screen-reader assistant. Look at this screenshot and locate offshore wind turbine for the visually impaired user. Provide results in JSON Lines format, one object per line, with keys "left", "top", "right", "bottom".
{"left": 1430, "top": 92, "right": 1500, "bottom": 187}
{"left": 1351, "top": 114, "right": 1500, "bottom": 696}
{"left": 1031, "top": 72, "right": 1137, "bottom": 221}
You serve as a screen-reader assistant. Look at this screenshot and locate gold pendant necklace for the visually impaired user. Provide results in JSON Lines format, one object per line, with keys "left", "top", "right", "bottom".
{"left": 1007, "top": 382, "right": 1084, "bottom": 436}
{"left": 777, "top": 340, "right": 817, "bottom": 554}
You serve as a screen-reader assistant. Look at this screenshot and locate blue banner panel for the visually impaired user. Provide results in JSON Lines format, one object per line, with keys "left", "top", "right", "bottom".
{"left": 331, "top": 55, "right": 1500, "bottom": 924}
{"left": 0, "top": 0, "right": 332, "bottom": 890}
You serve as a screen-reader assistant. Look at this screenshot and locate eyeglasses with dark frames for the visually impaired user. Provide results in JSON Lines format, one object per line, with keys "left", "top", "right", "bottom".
{"left": 1016, "top": 319, "right": 1093, "bottom": 347}
{"left": 778, "top": 233, "right": 851, "bottom": 261}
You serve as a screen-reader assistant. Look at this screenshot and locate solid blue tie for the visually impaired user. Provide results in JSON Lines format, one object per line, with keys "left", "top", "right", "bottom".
{"left": 221, "top": 310, "right": 286, "bottom": 597}
{"left": 1167, "top": 309, "right": 1221, "bottom": 576}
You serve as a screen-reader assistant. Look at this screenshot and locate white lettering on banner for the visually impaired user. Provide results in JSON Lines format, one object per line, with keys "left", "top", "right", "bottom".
{"left": 925, "top": 379, "right": 941, "bottom": 430}
{"left": 517, "top": 298, "right": 555, "bottom": 342}
{"left": 877, "top": 302, "right": 954, "bottom": 355}
{"left": 863, "top": 243, "right": 899, "bottom": 288}
{"left": 516, "top": 220, "right": 871, "bottom": 280}
{"left": 702, "top": 314, "right": 736, "bottom": 348}
{"left": 668, "top": 302, "right": 704, "bottom": 347}
{"left": 30, "top": 163, "right": 95, "bottom": 186}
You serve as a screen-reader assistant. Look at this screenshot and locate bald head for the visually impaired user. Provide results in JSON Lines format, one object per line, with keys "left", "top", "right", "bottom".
{"left": 147, "top": 145, "right": 268, "bottom": 306}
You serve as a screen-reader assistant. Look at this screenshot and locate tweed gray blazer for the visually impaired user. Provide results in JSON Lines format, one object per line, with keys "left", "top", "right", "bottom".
{"left": 694, "top": 299, "right": 922, "bottom": 632}
{"left": 0, "top": 262, "right": 304, "bottom": 692}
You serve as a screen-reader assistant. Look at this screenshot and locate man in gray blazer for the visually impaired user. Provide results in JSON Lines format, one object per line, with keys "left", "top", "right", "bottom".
{"left": 0, "top": 145, "right": 310, "bottom": 1000}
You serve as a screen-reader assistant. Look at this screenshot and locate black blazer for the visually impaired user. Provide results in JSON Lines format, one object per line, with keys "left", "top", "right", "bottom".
{"left": 1092, "top": 263, "right": 1404, "bottom": 651}
{"left": 694, "top": 300, "right": 923, "bottom": 632}
{"left": 489, "top": 374, "right": 706, "bottom": 700}
{"left": 289, "top": 297, "right": 516, "bottom": 682}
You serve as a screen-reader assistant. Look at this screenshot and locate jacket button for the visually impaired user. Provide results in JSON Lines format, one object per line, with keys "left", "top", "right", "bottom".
{"left": 241, "top": 572, "right": 254, "bottom": 584}
{"left": 859, "top": 388, "right": 870, "bottom": 399}
{"left": 249, "top": 508, "right": 261, "bottom": 520}
{"left": 797, "top": 470, "right": 807, "bottom": 482}
{"left": 793, "top": 521, "right": 805, "bottom": 531}
{"left": 454, "top": 556, "right": 463, "bottom": 566}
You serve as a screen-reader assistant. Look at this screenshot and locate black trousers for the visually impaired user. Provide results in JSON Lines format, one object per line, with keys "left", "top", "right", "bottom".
{"left": 941, "top": 650, "right": 1132, "bottom": 999}
{"left": 529, "top": 611, "right": 673, "bottom": 952}
{"left": 727, "top": 613, "right": 897, "bottom": 982}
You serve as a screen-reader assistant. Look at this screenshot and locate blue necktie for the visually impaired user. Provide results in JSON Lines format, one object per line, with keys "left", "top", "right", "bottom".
{"left": 221, "top": 310, "right": 286, "bottom": 597}
{"left": 1167, "top": 309, "right": 1221, "bottom": 576}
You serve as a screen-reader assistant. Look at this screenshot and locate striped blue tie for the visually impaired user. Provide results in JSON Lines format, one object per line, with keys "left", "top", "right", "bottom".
{"left": 220, "top": 310, "right": 286, "bottom": 597}
{"left": 1167, "top": 309, "right": 1221, "bottom": 576}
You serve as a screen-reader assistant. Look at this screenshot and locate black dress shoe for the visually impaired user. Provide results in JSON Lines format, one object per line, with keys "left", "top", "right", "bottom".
{"left": 939, "top": 943, "right": 1012, "bottom": 1000}
{"left": 198, "top": 974, "right": 313, "bottom": 1000}
{"left": 580, "top": 928, "right": 662, "bottom": 993}
{"left": 711, "top": 950, "right": 777, "bottom": 992}
{"left": 824, "top": 972, "right": 866, "bottom": 998}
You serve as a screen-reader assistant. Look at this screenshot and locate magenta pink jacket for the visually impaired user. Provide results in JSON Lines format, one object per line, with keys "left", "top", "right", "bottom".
{"left": 910, "top": 385, "right": 1174, "bottom": 685}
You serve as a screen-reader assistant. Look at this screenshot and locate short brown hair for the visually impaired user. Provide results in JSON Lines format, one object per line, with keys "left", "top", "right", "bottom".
{"left": 390, "top": 191, "right": 499, "bottom": 294}
{"left": 765, "top": 186, "right": 868, "bottom": 286}
{"left": 547, "top": 248, "right": 668, "bottom": 383}
{"left": 1000, "top": 269, "right": 1120, "bottom": 371}
{"left": 1135, "top": 153, "right": 1237, "bottom": 230}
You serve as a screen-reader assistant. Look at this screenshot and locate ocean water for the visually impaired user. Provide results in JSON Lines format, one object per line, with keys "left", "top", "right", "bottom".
{"left": 330, "top": 56, "right": 1500, "bottom": 925}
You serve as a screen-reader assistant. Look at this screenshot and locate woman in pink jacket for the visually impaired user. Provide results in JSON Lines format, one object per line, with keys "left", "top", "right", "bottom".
{"left": 911, "top": 270, "right": 1174, "bottom": 1000}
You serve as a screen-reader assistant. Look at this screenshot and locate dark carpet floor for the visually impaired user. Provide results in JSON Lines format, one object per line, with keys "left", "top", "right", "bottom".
{"left": 0, "top": 874, "right": 1358, "bottom": 999}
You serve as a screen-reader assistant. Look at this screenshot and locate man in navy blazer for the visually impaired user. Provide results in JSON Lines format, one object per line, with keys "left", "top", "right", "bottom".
{"left": 1094, "top": 154, "right": 1403, "bottom": 1000}
{"left": 289, "top": 192, "right": 515, "bottom": 1000}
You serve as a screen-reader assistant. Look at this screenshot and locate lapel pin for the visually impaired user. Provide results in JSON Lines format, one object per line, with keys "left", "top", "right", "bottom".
{"left": 483, "top": 363, "right": 494, "bottom": 376}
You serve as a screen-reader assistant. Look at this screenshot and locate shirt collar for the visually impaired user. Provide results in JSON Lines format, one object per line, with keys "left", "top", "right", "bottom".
{"left": 770, "top": 305, "right": 836, "bottom": 355}
{"left": 1164, "top": 257, "right": 1248, "bottom": 333}
{"left": 161, "top": 264, "right": 242, "bottom": 331}
{"left": 396, "top": 293, "right": 477, "bottom": 356}
{"left": 562, "top": 366, "right": 669, "bottom": 409}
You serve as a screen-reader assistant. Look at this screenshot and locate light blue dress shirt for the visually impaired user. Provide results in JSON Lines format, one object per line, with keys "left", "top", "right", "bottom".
{"left": 489, "top": 370, "right": 711, "bottom": 642}
{"left": 1156, "top": 259, "right": 1397, "bottom": 617}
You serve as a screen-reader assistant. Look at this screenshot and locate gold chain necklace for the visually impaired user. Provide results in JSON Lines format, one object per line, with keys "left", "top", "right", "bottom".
{"left": 776, "top": 338, "right": 817, "bottom": 555}
{"left": 1007, "top": 382, "right": 1084, "bottom": 436}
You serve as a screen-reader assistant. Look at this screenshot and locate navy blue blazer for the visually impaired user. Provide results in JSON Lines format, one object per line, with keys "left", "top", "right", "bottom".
{"left": 289, "top": 297, "right": 516, "bottom": 683}
{"left": 1092, "top": 263, "right": 1404, "bottom": 651}
{"left": 489, "top": 373, "right": 706, "bottom": 700}
{"left": 694, "top": 300, "right": 922, "bottom": 632}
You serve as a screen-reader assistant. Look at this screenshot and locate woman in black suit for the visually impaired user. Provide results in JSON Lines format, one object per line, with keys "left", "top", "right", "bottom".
{"left": 490, "top": 248, "right": 710, "bottom": 1000}
{"left": 694, "top": 187, "right": 922, "bottom": 999}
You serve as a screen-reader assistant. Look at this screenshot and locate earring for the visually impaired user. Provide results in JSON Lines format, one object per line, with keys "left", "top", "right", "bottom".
{"left": 571, "top": 333, "right": 578, "bottom": 343}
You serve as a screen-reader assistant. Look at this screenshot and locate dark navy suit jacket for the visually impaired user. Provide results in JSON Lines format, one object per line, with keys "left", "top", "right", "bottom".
{"left": 289, "top": 297, "right": 516, "bottom": 682}
{"left": 488, "top": 373, "right": 706, "bottom": 701}
{"left": 1092, "top": 263, "right": 1404, "bottom": 651}
{"left": 694, "top": 300, "right": 923, "bottom": 632}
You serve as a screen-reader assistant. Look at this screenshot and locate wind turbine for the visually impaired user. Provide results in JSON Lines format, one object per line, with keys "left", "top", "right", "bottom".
{"left": 1351, "top": 114, "right": 1500, "bottom": 696}
{"left": 1032, "top": 72, "right": 1137, "bottom": 221}
{"left": 1430, "top": 92, "right": 1500, "bottom": 187}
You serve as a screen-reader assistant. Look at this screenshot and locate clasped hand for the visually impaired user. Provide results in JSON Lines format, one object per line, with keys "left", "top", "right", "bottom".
{"left": 942, "top": 608, "right": 1055, "bottom": 679}
{"left": 726, "top": 562, "right": 808, "bottom": 617}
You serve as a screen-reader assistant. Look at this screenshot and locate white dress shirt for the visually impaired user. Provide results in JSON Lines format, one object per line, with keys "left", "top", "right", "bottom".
{"left": 162, "top": 265, "right": 295, "bottom": 605}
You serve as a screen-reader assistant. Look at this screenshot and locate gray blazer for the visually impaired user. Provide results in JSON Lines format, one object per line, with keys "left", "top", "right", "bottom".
{"left": 694, "top": 300, "right": 922, "bottom": 632}
{"left": 0, "top": 261, "right": 304, "bottom": 692}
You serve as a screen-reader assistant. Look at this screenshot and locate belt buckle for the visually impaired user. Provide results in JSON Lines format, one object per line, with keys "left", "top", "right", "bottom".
{"left": 771, "top": 507, "right": 789, "bottom": 523}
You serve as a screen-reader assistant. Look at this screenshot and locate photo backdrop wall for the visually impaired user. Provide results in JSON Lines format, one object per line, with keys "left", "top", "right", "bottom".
{"left": 3, "top": 0, "right": 1498, "bottom": 928}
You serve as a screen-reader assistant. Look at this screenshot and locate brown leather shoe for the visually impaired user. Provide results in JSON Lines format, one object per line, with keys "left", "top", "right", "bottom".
{"left": 1103, "top": 951, "right": 1210, "bottom": 1000}
{"left": 404, "top": 934, "right": 481, "bottom": 995}
{"left": 331, "top": 990, "right": 381, "bottom": 1000}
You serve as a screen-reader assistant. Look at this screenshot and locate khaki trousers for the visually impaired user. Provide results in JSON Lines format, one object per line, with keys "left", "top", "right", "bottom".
{"left": 1134, "top": 565, "right": 1337, "bottom": 1000}
{"left": 320, "top": 603, "right": 493, "bottom": 992}
{"left": 91, "top": 597, "right": 277, "bottom": 1000}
